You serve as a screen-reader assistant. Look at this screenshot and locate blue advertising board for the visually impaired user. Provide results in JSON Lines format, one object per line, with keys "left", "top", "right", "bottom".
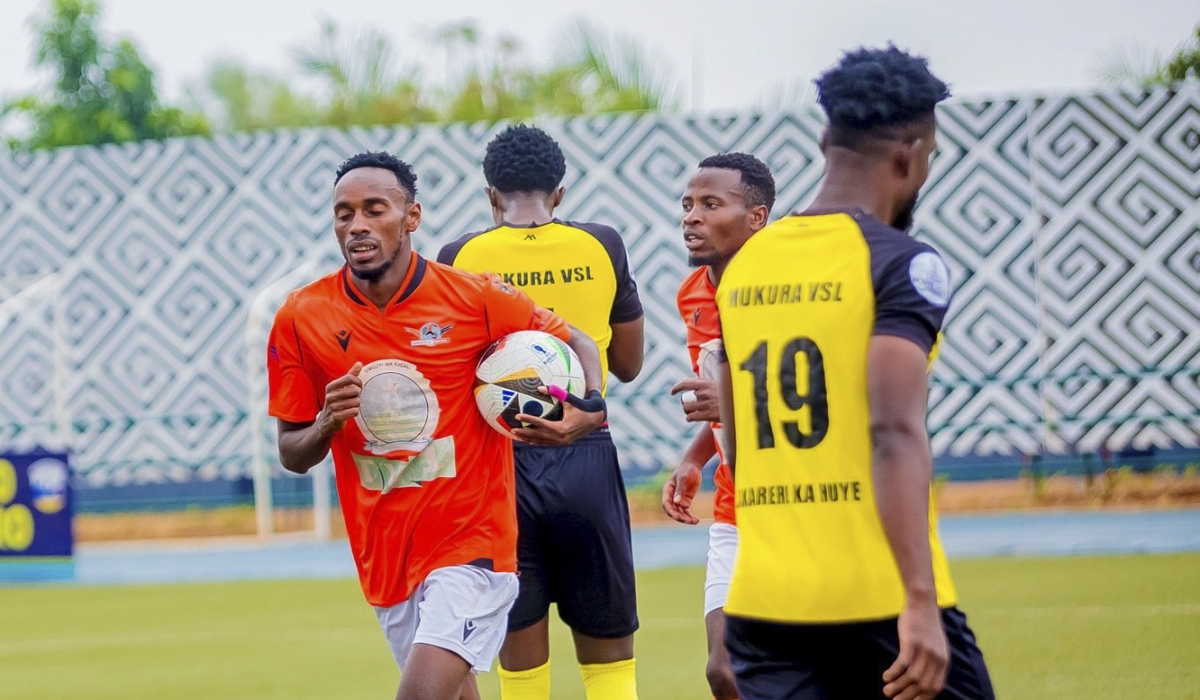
{"left": 0, "top": 450, "right": 74, "bottom": 581}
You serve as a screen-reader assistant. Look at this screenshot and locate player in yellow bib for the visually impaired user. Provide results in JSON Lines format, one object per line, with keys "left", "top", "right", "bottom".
{"left": 439, "top": 125, "right": 645, "bottom": 700}
{"left": 715, "top": 46, "right": 994, "bottom": 700}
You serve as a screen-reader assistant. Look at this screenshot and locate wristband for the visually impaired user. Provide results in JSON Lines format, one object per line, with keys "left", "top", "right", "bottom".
{"left": 546, "top": 385, "right": 607, "bottom": 416}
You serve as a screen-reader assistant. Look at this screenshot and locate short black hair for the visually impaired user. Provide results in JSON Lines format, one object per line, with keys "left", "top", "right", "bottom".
{"left": 816, "top": 45, "right": 950, "bottom": 147}
{"left": 697, "top": 152, "right": 777, "bottom": 212}
{"left": 334, "top": 151, "right": 418, "bottom": 201}
{"left": 483, "top": 125, "right": 567, "bottom": 194}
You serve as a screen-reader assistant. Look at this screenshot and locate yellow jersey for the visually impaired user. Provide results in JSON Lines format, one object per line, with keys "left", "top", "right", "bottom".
{"left": 716, "top": 211, "right": 957, "bottom": 624}
{"left": 437, "top": 220, "right": 643, "bottom": 393}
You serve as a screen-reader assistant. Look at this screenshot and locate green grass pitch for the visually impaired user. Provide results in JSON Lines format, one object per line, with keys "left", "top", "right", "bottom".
{"left": 3, "top": 553, "right": 1199, "bottom": 699}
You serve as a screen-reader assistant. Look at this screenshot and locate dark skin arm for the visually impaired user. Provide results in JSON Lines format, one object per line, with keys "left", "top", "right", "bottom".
{"left": 869, "top": 335, "right": 949, "bottom": 700}
{"left": 716, "top": 357, "right": 736, "bottom": 476}
{"left": 512, "top": 324, "right": 606, "bottom": 446}
{"left": 607, "top": 317, "right": 645, "bottom": 383}
{"left": 276, "top": 362, "right": 363, "bottom": 474}
{"left": 662, "top": 422, "right": 716, "bottom": 524}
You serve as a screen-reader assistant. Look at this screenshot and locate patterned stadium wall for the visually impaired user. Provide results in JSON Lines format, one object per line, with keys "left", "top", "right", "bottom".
{"left": 0, "top": 87, "right": 1196, "bottom": 487}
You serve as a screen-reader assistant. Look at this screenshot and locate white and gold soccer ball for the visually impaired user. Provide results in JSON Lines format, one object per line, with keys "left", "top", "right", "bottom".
{"left": 474, "top": 330, "right": 586, "bottom": 439}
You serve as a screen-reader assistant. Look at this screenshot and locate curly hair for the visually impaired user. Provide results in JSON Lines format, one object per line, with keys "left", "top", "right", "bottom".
{"left": 483, "top": 125, "right": 567, "bottom": 194}
{"left": 697, "top": 152, "right": 777, "bottom": 212}
{"left": 334, "top": 151, "right": 418, "bottom": 201}
{"left": 816, "top": 45, "right": 950, "bottom": 146}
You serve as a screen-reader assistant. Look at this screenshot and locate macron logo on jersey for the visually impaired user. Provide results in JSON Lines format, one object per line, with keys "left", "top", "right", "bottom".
{"left": 462, "top": 619, "right": 478, "bottom": 641}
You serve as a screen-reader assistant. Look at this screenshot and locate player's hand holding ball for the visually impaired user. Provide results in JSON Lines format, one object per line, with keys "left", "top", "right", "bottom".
{"left": 513, "top": 384, "right": 606, "bottom": 446}
{"left": 475, "top": 330, "right": 600, "bottom": 445}
{"left": 318, "top": 362, "right": 363, "bottom": 436}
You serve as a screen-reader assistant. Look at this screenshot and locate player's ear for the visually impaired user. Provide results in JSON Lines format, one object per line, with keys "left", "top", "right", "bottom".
{"left": 485, "top": 186, "right": 506, "bottom": 223}
{"left": 892, "top": 139, "right": 915, "bottom": 181}
{"left": 747, "top": 204, "right": 769, "bottom": 230}
{"left": 819, "top": 129, "right": 831, "bottom": 155}
{"left": 550, "top": 186, "right": 565, "bottom": 210}
{"left": 404, "top": 201, "right": 422, "bottom": 233}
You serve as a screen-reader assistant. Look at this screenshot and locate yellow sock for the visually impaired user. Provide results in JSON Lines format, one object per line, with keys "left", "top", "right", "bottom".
{"left": 498, "top": 660, "right": 551, "bottom": 700}
{"left": 580, "top": 658, "right": 639, "bottom": 700}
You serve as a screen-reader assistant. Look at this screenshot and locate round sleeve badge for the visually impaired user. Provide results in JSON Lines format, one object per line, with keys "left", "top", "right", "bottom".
{"left": 908, "top": 251, "right": 952, "bottom": 307}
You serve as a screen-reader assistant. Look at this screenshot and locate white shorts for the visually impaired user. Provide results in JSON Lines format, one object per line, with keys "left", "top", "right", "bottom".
{"left": 374, "top": 564, "right": 519, "bottom": 674}
{"left": 704, "top": 522, "right": 739, "bottom": 617}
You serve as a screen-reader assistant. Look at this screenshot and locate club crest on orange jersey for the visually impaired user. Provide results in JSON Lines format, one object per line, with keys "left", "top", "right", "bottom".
{"left": 406, "top": 322, "right": 454, "bottom": 347}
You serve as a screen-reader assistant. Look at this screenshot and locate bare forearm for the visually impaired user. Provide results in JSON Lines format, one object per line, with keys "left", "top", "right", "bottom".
{"left": 717, "top": 360, "right": 736, "bottom": 472}
{"left": 565, "top": 328, "right": 604, "bottom": 394}
{"left": 607, "top": 318, "right": 645, "bottom": 383}
{"left": 607, "top": 345, "right": 641, "bottom": 383}
{"left": 278, "top": 419, "right": 335, "bottom": 474}
{"left": 873, "top": 427, "right": 937, "bottom": 603}
{"left": 663, "top": 424, "right": 711, "bottom": 523}
{"left": 683, "top": 423, "right": 718, "bottom": 468}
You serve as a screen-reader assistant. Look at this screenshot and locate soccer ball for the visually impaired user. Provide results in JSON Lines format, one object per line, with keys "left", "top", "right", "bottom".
{"left": 474, "top": 330, "right": 586, "bottom": 439}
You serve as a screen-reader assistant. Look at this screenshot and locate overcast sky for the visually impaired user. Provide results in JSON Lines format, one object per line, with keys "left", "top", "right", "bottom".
{"left": 1, "top": 0, "right": 1196, "bottom": 111}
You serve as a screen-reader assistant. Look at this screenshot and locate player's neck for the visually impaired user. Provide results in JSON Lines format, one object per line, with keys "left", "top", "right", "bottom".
{"left": 496, "top": 195, "right": 555, "bottom": 227}
{"left": 807, "top": 160, "right": 900, "bottom": 225}
{"left": 356, "top": 279, "right": 401, "bottom": 313}
{"left": 706, "top": 263, "right": 725, "bottom": 287}
{"left": 351, "top": 251, "right": 414, "bottom": 312}
{"left": 807, "top": 189, "right": 895, "bottom": 224}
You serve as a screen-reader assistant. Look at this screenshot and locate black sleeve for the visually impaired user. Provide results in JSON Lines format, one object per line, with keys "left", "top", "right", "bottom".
{"left": 436, "top": 235, "right": 468, "bottom": 266}
{"left": 570, "top": 220, "right": 644, "bottom": 324}
{"left": 861, "top": 219, "right": 952, "bottom": 355}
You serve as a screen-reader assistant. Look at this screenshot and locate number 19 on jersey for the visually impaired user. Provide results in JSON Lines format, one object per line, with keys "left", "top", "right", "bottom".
{"left": 738, "top": 337, "right": 829, "bottom": 450}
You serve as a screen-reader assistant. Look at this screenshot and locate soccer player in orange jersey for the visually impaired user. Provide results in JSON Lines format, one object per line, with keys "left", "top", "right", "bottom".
{"left": 267, "top": 151, "right": 608, "bottom": 700}
{"left": 661, "top": 153, "right": 775, "bottom": 700}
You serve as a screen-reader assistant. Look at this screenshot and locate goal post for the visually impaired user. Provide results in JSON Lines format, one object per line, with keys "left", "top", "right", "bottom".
{"left": 0, "top": 273, "right": 72, "bottom": 455}
{"left": 244, "top": 260, "right": 334, "bottom": 539}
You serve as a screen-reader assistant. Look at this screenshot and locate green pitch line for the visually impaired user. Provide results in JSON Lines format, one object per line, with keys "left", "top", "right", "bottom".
{"left": 3, "top": 553, "right": 1198, "bottom": 699}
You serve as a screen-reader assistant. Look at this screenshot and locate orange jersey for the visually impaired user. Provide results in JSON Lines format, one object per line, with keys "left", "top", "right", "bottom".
{"left": 676, "top": 267, "right": 735, "bottom": 525}
{"left": 267, "top": 253, "right": 569, "bottom": 606}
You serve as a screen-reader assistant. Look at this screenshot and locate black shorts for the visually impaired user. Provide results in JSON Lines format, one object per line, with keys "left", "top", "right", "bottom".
{"left": 725, "top": 607, "right": 995, "bottom": 700}
{"left": 507, "top": 429, "right": 639, "bottom": 638}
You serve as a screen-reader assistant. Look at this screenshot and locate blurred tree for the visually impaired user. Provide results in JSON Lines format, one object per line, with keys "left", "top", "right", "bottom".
{"left": 1100, "top": 23, "right": 1200, "bottom": 87}
{"left": 1156, "top": 24, "right": 1200, "bottom": 84}
{"left": 427, "top": 20, "right": 681, "bottom": 120}
{"left": 293, "top": 20, "right": 436, "bottom": 127}
{"left": 191, "top": 60, "right": 322, "bottom": 133}
{"left": 2, "top": 0, "right": 209, "bottom": 149}
{"left": 188, "top": 18, "right": 680, "bottom": 133}
{"left": 559, "top": 21, "right": 681, "bottom": 113}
